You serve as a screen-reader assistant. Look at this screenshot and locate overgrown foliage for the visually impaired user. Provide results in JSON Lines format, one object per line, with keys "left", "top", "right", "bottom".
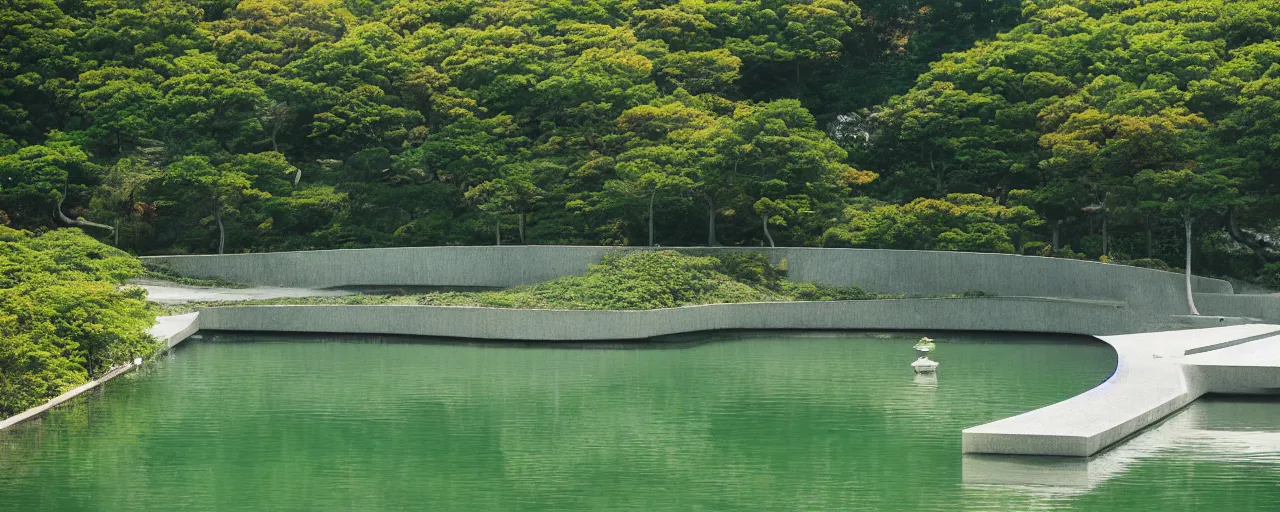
{"left": 1262, "top": 263, "right": 1280, "bottom": 290}
{"left": 855, "top": 0, "right": 1279, "bottom": 278}
{"left": 0, "top": 0, "right": 1275, "bottom": 282}
{"left": 0, "top": 228, "right": 158, "bottom": 417}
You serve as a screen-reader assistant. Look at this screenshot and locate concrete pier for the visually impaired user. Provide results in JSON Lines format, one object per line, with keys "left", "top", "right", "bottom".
{"left": 963, "top": 324, "right": 1280, "bottom": 457}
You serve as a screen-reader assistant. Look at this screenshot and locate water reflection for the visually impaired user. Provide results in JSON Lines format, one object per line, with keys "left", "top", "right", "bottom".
{"left": 913, "top": 372, "right": 938, "bottom": 388}
{"left": 963, "top": 397, "right": 1280, "bottom": 497}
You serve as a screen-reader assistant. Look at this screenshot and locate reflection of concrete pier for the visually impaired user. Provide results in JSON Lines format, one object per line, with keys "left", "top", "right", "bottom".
{"left": 963, "top": 324, "right": 1280, "bottom": 457}
{"left": 962, "top": 398, "right": 1280, "bottom": 493}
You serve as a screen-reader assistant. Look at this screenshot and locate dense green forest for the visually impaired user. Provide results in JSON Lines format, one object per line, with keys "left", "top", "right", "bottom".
{"left": 0, "top": 0, "right": 1276, "bottom": 281}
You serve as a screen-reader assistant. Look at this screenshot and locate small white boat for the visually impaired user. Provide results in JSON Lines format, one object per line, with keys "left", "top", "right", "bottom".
{"left": 912, "top": 356, "right": 939, "bottom": 374}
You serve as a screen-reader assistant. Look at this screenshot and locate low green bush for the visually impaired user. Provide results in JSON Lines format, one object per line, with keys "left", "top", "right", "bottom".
{"left": 1124, "top": 258, "right": 1173, "bottom": 271}
{"left": 1, "top": 227, "right": 159, "bottom": 417}
{"left": 1261, "top": 263, "right": 1280, "bottom": 289}
{"left": 704, "top": 251, "right": 785, "bottom": 289}
{"left": 779, "top": 281, "right": 876, "bottom": 301}
{"left": 499, "top": 251, "right": 782, "bottom": 309}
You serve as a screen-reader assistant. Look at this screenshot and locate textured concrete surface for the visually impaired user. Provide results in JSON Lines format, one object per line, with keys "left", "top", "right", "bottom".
{"left": 148, "top": 312, "right": 201, "bottom": 349}
{"left": 1197, "top": 293, "right": 1280, "bottom": 323}
{"left": 136, "top": 280, "right": 351, "bottom": 305}
{"left": 963, "top": 324, "right": 1280, "bottom": 457}
{"left": 141, "top": 247, "right": 1233, "bottom": 314}
{"left": 141, "top": 245, "right": 1268, "bottom": 335}
{"left": 193, "top": 297, "right": 1145, "bottom": 339}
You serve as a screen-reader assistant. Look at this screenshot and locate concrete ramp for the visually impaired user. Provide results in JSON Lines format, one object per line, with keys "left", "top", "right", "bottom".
{"left": 147, "top": 313, "right": 200, "bottom": 349}
{"left": 963, "top": 324, "right": 1280, "bottom": 457}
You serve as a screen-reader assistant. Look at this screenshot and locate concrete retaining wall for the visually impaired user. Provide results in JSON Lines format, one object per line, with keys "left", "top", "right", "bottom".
{"left": 144, "top": 247, "right": 1233, "bottom": 318}
{"left": 195, "top": 296, "right": 1167, "bottom": 338}
{"left": 1197, "top": 293, "right": 1280, "bottom": 323}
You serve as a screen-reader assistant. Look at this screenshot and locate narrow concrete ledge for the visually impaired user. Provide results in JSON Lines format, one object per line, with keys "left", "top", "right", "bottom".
{"left": 191, "top": 297, "right": 1142, "bottom": 339}
{"left": 962, "top": 400, "right": 1280, "bottom": 493}
{"left": 962, "top": 324, "right": 1280, "bottom": 457}
{"left": 0, "top": 363, "right": 136, "bottom": 431}
{"left": 0, "top": 313, "right": 203, "bottom": 431}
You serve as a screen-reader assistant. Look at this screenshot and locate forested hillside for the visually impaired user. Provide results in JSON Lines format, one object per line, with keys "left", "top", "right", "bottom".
{"left": 0, "top": 0, "right": 1276, "bottom": 280}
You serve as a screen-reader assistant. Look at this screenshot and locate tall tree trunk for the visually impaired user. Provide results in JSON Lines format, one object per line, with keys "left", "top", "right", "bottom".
{"left": 495, "top": 218, "right": 501, "bottom": 246}
{"left": 55, "top": 192, "right": 114, "bottom": 232}
{"left": 1102, "top": 214, "right": 1109, "bottom": 257}
{"left": 648, "top": 189, "right": 656, "bottom": 247}
{"left": 270, "top": 123, "right": 281, "bottom": 153}
{"left": 706, "top": 196, "right": 717, "bottom": 247}
{"left": 216, "top": 210, "right": 226, "bottom": 255}
{"left": 1184, "top": 212, "right": 1199, "bottom": 316}
{"left": 1052, "top": 221, "right": 1060, "bottom": 253}
{"left": 762, "top": 215, "right": 775, "bottom": 247}
{"left": 114, "top": 219, "right": 120, "bottom": 247}
{"left": 518, "top": 212, "right": 525, "bottom": 245}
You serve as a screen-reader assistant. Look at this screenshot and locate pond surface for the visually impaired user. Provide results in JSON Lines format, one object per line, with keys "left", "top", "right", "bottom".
{"left": 1, "top": 332, "right": 1278, "bottom": 511}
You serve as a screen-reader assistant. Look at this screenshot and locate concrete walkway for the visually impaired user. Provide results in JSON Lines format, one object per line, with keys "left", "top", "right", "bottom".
{"left": 134, "top": 279, "right": 351, "bottom": 305}
{"left": 962, "top": 399, "right": 1280, "bottom": 494}
{"left": 963, "top": 323, "right": 1280, "bottom": 457}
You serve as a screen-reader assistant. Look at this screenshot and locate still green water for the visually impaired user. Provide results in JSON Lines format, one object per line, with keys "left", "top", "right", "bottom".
{"left": 1, "top": 333, "right": 1278, "bottom": 511}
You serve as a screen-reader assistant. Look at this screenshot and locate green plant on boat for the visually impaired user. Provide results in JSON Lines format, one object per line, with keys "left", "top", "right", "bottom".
{"left": 913, "top": 337, "right": 936, "bottom": 353}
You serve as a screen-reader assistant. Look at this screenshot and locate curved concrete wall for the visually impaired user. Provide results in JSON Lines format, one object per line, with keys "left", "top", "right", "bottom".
{"left": 144, "top": 246, "right": 1233, "bottom": 319}
{"left": 1197, "top": 293, "right": 1280, "bottom": 323}
{"left": 195, "top": 296, "right": 1199, "bottom": 339}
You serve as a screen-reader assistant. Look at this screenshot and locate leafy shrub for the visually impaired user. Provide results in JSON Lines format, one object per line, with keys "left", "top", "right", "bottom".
{"left": 779, "top": 282, "right": 876, "bottom": 301}
{"left": 1124, "top": 258, "right": 1173, "bottom": 271}
{"left": 0, "top": 227, "right": 159, "bottom": 417}
{"left": 1041, "top": 245, "right": 1088, "bottom": 260}
{"left": 508, "top": 251, "right": 780, "bottom": 310}
{"left": 703, "top": 251, "right": 785, "bottom": 289}
{"left": 1262, "top": 263, "right": 1280, "bottom": 289}
{"left": 962, "top": 289, "right": 996, "bottom": 297}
